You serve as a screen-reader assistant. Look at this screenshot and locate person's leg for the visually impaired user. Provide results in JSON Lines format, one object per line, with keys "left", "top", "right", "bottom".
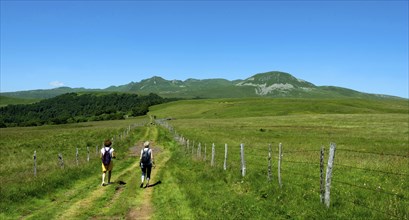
{"left": 145, "top": 166, "right": 152, "bottom": 187}
{"left": 107, "top": 162, "right": 113, "bottom": 184}
{"left": 140, "top": 167, "right": 146, "bottom": 188}
{"left": 102, "top": 171, "right": 106, "bottom": 186}
{"left": 108, "top": 170, "right": 112, "bottom": 184}
{"left": 101, "top": 163, "right": 107, "bottom": 186}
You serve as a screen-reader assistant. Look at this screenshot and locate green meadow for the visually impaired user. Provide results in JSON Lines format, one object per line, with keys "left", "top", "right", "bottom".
{"left": 150, "top": 98, "right": 409, "bottom": 219}
{"left": 0, "top": 95, "right": 40, "bottom": 107}
{"left": 0, "top": 98, "right": 408, "bottom": 219}
{"left": 0, "top": 117, "right": 150, "bottom": 219}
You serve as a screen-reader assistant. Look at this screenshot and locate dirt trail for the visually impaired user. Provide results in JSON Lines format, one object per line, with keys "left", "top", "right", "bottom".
{"left": 56, "top": 161, "right": 140, "bottom": 219}
{"left": 126, "top": 143, "right": 167, "bottom": 220}
{"left": 22, "top": 126, "right": 169, "bottom": 219}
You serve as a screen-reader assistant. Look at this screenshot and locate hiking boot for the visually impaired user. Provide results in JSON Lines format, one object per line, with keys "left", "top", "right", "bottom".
{"left": 101, "top": 182, "right": 106, "bottom": 186}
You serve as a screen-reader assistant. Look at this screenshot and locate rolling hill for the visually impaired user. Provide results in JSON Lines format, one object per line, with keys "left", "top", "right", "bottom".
{"left": 0, "top": 71, "right": 404, "bottom": 101}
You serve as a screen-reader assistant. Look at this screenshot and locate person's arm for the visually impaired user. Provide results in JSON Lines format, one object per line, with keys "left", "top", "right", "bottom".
{"left": 139, "top": 149, "right": 143, "bottom": 164}
{"left": 150, "top": 149, "right": 155, "bottom": 167}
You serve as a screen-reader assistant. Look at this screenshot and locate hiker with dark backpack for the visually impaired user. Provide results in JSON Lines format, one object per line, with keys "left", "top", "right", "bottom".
{"left": 101, "top": 139, "right": 115, "bottom": 186}
{"left": 140, "top": 141, "right": 154, "bottom": 188}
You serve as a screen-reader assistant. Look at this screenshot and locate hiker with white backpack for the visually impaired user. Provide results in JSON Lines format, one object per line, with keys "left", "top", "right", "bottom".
{"left": 101, "top": 139, "right": 115, "bottom": 186}
{"left": 140, "top": 141, "right": 155, "bottom": 188}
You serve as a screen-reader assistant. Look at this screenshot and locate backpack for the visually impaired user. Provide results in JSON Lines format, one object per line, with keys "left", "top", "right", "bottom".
{"left": 102, "top": 147, "right": 112, "bottom": 166}
{"left": 141, "top": 148, "right": 151, "bottom": 165}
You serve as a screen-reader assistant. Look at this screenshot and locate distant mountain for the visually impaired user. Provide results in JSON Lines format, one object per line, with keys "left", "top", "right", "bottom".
{"left": 1, "top": 87, "right": 99, "bottom": 99}
{"left": 236, "top": 71, "right": 316, "bottom": 96}
{"left": 0, "top": 71, "right": 404, "bottom": 101}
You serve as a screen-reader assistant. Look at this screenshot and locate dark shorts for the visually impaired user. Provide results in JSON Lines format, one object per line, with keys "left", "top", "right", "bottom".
{"left": 141, "top": 163, "right": 152, "bottom": 179}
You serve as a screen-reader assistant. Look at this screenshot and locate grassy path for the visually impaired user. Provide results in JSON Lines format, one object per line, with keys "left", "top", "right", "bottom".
{"left": 126, "top": 146, "right": 169, "bottom": 219}
{"left": 56, "top": 161, "right": 140, "bottom": 219}
{"left": 19, "top": 124, "right": 193, "bottom": 219}
{"left": 22, "top": 145, "right": 142, "bottom": 219}
{"left": 19, "top": 125, "right": 167, "bottom": 219}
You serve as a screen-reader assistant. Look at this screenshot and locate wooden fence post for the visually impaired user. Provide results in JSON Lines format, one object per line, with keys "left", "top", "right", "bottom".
{"left": 33, "top": 150, "right": 37, "bottom": 177}
{"left": 204, "top": 144, "right": 207, "bottom": 161}
{"left": 87, "top": 147, "right": 90, "bottom": 162}
{"left": 192, "top": 141, "right": 195, "bottom": 156}
{"left": 211, "top": 143, "right": 215, "bottom": 167}
{"left": 320, "top": 146, "right": 325, "bottom": 203}
{"left": 223, "top": 144, "right": 228, "bottom": 170}
{"left": 186, "top": 140, "right": 190, "bottom": 153}
{"left": 76, "top": 147, "right": 79, "bottom": 166}
{"left": 240, "top": 143, "right": 246, "bottom": 177}
{"left": 197, "top": 143, "right": 202, "bottom": 158}
{"left": 268, "top": 144, "right": 272, "bottom": 181}
{"left": 325, "top": 143, "right": 336, "bottom": 208}
{"left": 278, "top": 143, "right": 282, "bottom": 188}
{"left": 58, "top": 153, "right": 64, "bottom": 168}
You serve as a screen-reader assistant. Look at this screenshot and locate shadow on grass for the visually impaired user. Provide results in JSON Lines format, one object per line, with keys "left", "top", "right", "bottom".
{"left": 146, "top": 180, "right": 162, "bottom": 188}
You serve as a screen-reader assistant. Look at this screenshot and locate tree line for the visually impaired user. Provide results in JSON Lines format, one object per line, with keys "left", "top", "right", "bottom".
{"left": 0, "top": 92, "right": 174, "bottom": 127}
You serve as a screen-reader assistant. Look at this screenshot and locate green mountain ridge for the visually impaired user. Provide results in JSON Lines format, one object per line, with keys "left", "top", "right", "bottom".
{"left": 0, "top": 71, "right": 404, "bottom": 101}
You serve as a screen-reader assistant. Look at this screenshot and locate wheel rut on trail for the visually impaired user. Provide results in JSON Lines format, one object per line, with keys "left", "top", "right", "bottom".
{"left": 126, "top": 142, "right": 167, "bottom": 220}
{"left": 43, "top": 125, "right": 166, "bottom": 220}
{"left": 56, "top": 161, "right": 140, "bottom": 219}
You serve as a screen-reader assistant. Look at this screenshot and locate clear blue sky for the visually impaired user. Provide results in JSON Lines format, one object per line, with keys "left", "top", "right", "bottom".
{"left": 1, "top": 1, "right": 408, "bottom": 98}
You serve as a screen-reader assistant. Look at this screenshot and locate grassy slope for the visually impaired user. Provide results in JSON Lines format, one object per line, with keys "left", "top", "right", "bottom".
{"left": 149, "top": 98, "right": 409, "bottom": 219}
{"left": 0, "top": 117, "right": 149, "bottom": 218}
{"left": 0, "top": 116, "right": 193, "bottom": 219}
{"left": 150, "top": 98, "right": 408, "bottom": 118}
{"left": 1, "top": 98, "right": 408, "bottom": 219}
{"left": 0, "top": 95, "right": 40, "bottom": 107}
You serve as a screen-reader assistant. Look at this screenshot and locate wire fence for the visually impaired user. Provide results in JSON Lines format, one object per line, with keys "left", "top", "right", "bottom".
{"left": 31, "top": 122, "right": 147, "bottom": 176}
{"left": 332, "top": 179, "right": 407, "bottom": 201}
{"left": 335, "top": 163, "right": 409, "bottom": 177}
{"left": 157, "top": 119, "right": 409, "bottom": 219}
{"left": 337, "top": 148, "right": 409, "bottom": 158}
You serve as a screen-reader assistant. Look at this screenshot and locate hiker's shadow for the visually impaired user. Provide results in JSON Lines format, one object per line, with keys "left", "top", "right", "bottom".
{"left": 146, "top": 180, "right": 162, "bottom": 188}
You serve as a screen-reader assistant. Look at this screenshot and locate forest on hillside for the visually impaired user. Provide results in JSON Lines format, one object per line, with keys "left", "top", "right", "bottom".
{"left": 0, "top": 92, "right": 172, "bottom": 127}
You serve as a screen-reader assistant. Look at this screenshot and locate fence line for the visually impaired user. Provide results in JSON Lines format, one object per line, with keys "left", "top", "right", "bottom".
{"left": 223, "top": 144, "right": 228, "bottom": 171}
{"left": 157, "top": 119, "right": 408, "bottom": 216}
{"left": 32, "top": 122, "right": 146, "bottom": 176}
{"left": 324, "top": 143, "right": 336, "bottom": 208}
{"left": 284, "top": 149, "right": 321, "bottom": 153}
{"left": 243, "top": 151, "right": 271, "bottom": 158}
{"left": 337, "top": 148, "right": 409, "bottom": 158}
{"left": 320, "top": 146, "right": 325, "bottom": 203}
{"left": 334, "top": 163, "right": 409, "bottom": 177}
{"left": 281, "top": 159, "right": 320, "bottom": 166}
{"left": 250, "top": 160, "right": 271, "bottom": 167}
{"left": 281, "top": 168, "right": 320, "bottom": 181}
{"left": 240, "top": 143, "right": 246, "bottom": 177}
{"left": 175, "top": 137, "right": 408, "bottom": 181}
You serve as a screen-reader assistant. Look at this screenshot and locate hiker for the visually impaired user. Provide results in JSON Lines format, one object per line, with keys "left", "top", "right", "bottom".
{"left": 140, "top": 141, "right": 154, "bottom": 188}
{"left": 101, "top": 139, "right": 115, "bottom": 186}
